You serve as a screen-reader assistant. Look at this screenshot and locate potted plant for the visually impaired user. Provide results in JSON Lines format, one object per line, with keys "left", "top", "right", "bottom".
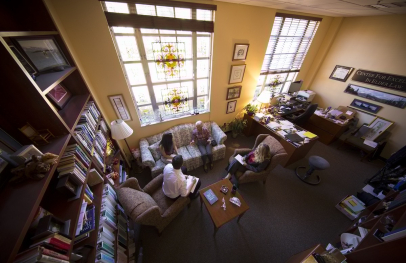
{"left": 228, "top": 118, "right": 247, "bottom": 138}
{"left": 244, "top": 103, "right": 258, "bottom": 116}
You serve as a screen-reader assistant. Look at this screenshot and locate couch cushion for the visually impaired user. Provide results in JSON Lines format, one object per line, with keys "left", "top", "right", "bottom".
{"left": 151, "top": 159, "right": 167, "bottom": 175}
{"left": 117, "top": 188, "right": 160, "bottom": 219}
{"left": 172, "top": 124, "right": 194, "bottom": 147}
{"left": 148, "top": 141, "right": 161, "bottom": 161}
{"left": 261, "top": 136, "right": 286, "bottom": 157}
{"left": 146, "top": 133, "right": 163, "bottom": 145}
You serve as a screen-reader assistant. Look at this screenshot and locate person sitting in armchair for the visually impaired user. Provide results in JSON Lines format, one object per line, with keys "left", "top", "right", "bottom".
{"left": 225, "top": 143, "right": 271, "bottom": 187}
{"left": 163, "top": 155, "right": 201, "bottom": 199}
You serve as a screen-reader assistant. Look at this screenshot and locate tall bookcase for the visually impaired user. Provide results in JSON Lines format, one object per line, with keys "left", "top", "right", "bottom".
{"left": 0, "top": 0, "right": 130, "bottom": 262}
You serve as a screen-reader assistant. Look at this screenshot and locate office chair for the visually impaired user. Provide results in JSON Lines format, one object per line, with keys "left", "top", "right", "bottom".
{"left": 288, "top": 103, "right": 318, "bottom": 126}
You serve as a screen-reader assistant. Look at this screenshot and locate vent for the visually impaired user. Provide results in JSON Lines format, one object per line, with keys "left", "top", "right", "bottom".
{"left": 367, "top": 1, "right": 406, "bottom": 9}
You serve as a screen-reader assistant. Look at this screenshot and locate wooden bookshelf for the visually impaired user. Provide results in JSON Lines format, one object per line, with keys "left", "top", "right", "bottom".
{"left": 0, "top": 1, "right": 124, "bottom": 262}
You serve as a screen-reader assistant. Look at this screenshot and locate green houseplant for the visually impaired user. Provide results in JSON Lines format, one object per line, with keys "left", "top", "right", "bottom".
{"left": 244, "top": 103, "right": 258, "bottom": 116}
{"left": 228, "top": 117, "right": 247, "bottom": 138}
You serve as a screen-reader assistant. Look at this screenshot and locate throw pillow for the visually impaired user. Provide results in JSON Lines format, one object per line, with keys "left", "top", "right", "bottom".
{"left": 148, "top": 141, "right": 161, "bottom": 161}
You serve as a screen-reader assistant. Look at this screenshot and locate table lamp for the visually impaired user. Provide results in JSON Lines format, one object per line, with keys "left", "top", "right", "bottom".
{"left": 257, "top": 90, "right": 271, "bottom": 111}
{"left": 111, "top": 119, "right": 133, "bottom": 154}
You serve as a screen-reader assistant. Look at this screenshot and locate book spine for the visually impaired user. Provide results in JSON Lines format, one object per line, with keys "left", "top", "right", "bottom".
{"left": 49, "top": 238, "right": 70, "bottom": 250}
{"left": 41, "top": 248, "right": 69, "bottom": 261}
{"left": 38, "top": 254, "right": 69, "bottom": 263}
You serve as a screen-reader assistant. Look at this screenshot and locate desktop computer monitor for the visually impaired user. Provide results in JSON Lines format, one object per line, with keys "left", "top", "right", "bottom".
{"left": 288, "top": 80, "right": 303, "bottom": 93}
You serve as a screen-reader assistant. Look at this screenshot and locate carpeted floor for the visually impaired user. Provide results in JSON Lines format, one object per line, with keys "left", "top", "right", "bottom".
{"left": 130, "top": 134, "right": 384, "bottom": 263}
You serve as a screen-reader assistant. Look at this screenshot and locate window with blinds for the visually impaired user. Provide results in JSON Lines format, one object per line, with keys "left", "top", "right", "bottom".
{"left": 101, "top": 1, "right": 215, "bottom": 126}
{"left": 255, "top": 14, "right": 321, "bottom": 98}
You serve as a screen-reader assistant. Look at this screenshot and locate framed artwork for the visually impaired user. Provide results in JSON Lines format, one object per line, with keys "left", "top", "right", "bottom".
{"left": 232, "top": 44, "right": 249, "bottom": 61}
{"left": 229, "top": 64, "right": 246, "bottom": 84}
{"left": 350, "top": 99, "right": 382, "bottom": 114}
{"left": 108, "top": 94, "right": 132, "bottom": 121}
{"left": 46, "top": 84, "right": 72, "bottom": 110}
{"left": 362, "top": 117, "right": 393, "bottom": 141}
{"left": 226, "top": 86, "right": 242, "bottom": 100}
{"left": 344, "top": 84, "right": 406, "bottom": 109}
{"left": 12, "top": 36, "right": 70, "bottom": 74}
{"left": 9, "top": 46, "right": 37, "bottom": 75}
{"left": 329, "top": 65, "right": 354, "bottom": 82}
{"left": 226, "top": 100, "right": 237, "bottom": 114}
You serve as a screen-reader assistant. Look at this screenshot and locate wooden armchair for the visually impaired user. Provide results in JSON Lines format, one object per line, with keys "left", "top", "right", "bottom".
{"left": 228, "top": 134, "right": 288, "bottom": 185}
{"left": 19, "top": 122, "right": 54, "bottom": 145}
{"left": 116, "top": 175, "right": 190, "bottom": 234}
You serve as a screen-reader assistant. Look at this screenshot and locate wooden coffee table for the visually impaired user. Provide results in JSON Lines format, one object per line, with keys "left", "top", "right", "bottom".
{"left": 199, "top": 179, "right": 249, "bottom": 236}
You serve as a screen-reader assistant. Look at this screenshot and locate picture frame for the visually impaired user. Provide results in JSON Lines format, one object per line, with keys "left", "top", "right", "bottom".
{"left": 232, "top": 44, "right": 249, "bottom": 61}
{"left": 108, "top": 94, "right": 132, "bottom": 121}
{"left": 362, "top": 116, "right": 394, "bottom": 141}
{"left": 344, "top": 84, "right": 406, "bottom": 109}
{"left": 229, "top": 64, "right": 246, "bottom": 84}
{"left": 226, "top": 86, "right": 242, "bottom": 100}
{"left": 12, "top": 36, "right": 70, "bottom": 74}
{"left": 46, "top": 83, "right": 72, "bottom": 110}
{"left": 350, "top": 99, "right": 382, "bottom": 114}
{"left": 32, "top": 215, "right": 71, "bottom": 241}
{"left": 329, "top": 65, "right": 354, "bottom": 82}
{"left": 56, "top": 174, "right": 83, "bottom": 201}
{"left": 9, "top": 45, "right": 37, "bottom": 75}
{"left": 226, "top": 100, "right": 237, "bottom": 114}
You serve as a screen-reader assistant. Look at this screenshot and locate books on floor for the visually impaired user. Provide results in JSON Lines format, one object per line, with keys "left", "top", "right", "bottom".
{"left": 336, "top": 195, "right": 365, "bottom": 219}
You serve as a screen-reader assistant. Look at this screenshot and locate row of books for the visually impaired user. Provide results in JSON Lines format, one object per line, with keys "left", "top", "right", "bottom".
{"left": 75, "top": 203, "right": 96, "bottom": 244}
{"left": 57, "top": 143, "right": 89, "bottom": 184}
{"left": 74, "top": 101, "right": 101, "bottom": 155}
{"left": 15, "top": 233, "right": 72, "bottom": 263}
{"left": 118, "top": 160, "right": 127, "bottom": 184}
{"left": 84, "top": 184, "right": 94, "bottom": 204}
{"left": 117, "top": 204, "right": 130, "bottom": 263}
{"left": 97, "top": 184, "right": 119, "bottom": 263}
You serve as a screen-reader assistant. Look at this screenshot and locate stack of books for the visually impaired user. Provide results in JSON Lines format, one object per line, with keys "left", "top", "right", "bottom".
{"left": 337, "top": 195, "right": 366, "bottom": 219}
{"left": 118, "top": 160, "right": 127, "bottom": 184}
{"left": 117, "top": 204, "right": 129, "bottom": 263}
{"left": 75, "top": 204, "right": 96, "bottom": 244}
{"left": 84, "top": 184, "right": 94, "bottom": 204}
{"left": 97, "top": 184, "right": 118, "bottom": 263}
{"left": 15, "top": 233, "right": 72, "bottom": 263}
{"left": 95, "top": 130, "right": 107, "bottom": 157}
{"left": 127, "top": 234, "right": 136, "bottom": 263}
{"left": 388, "top": 190, "right": 406, "bottom": 211}
{"left": 74, "top": 101, "right": 101, "bottom": 154}
{"left": 57, "top": 144, "right": 89, "bottom": 183}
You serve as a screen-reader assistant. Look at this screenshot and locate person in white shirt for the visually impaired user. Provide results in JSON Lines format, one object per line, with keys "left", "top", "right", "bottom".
{"left": 162, "top": 155, "right": 201, "bottom": 199}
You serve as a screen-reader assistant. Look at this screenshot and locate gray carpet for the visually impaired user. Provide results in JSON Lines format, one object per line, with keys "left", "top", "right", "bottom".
{"left": 131, "top": 134, "right": 384, "bottom": 263}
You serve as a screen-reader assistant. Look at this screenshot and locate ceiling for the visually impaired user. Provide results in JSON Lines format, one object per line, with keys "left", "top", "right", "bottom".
{"left": 215, "top": 0, "right": 406, "bottom": 17}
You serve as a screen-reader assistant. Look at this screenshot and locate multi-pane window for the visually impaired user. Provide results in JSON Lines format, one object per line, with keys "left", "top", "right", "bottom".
{"left": 255, "top": 14, "right": 321, "bottom": 98}
{"left": 104, "top": 2, "right": 213, "bottom": 126}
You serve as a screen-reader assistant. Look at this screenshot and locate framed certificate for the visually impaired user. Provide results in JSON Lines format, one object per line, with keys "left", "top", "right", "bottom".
{"left": 329, "top": 65, "right": 354, "bottom": 82}
{"left": 229, "top": 64, "right": 246, "bottom": 84}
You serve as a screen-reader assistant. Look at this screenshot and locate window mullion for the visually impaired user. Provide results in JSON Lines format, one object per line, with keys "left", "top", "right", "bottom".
{"left": 192, "top": 9, "right": 197, "bottom": 108}
{"left": 134, "top": 28, "right": 158, "bottom": 112}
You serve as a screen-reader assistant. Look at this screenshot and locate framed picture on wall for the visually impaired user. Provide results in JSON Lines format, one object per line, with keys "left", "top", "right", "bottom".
{"left": 362, "top": 117, "right": 393, "bottom": 141}
{"left": 232, "top": 44, "right": 249, "bottom": 61}
{"left": 329, "top": 65, "right": 354, "bottom": 82}
{"left": 229, "top": 64, "right": 246, "bottom": 84}
{"left": 226, "top": 86, "right": 242, "bottom": 100}
{"left": 350, "top": 99, "right": 382, "bottom": 114}
{"left": 226, "top": 100, "right": 237, "bottom": 114}
{"left": 108, "top": 94, "right": 132, "bottom": 121}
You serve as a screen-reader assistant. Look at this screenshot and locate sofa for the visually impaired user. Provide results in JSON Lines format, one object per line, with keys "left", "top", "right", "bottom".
{"left": 140, "top": 121, "right": 227, "bottom": 178}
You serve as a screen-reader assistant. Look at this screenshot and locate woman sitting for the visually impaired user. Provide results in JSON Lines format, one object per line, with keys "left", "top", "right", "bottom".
{"left": 159, "top": 132, "right": 178, "bottom": 164}
{"left": 191, "top": 121, "right": 213, "bottom": 173}
{"left": 225, "top": 143, "right": 271, "bottom": 186}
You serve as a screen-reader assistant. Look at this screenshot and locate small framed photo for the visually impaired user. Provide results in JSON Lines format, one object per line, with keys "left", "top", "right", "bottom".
{"left": 362, "top": 117, "right": 393, "bottom": 141}
{"left": 12, "top": 36, "right": 70, "bottom": 74}
{"left": 226, "top": 86, "right": 242, "bottom": 100}
{"left": 232, "top": 44, "right": 249, "bottom": 61}
{"left": 109, "top": 94, "right": 132, "bottom": 121}
{"left": 329, "top": 65, "right": 354, "bottom": 82}
{"left": 350, "top": 99, "right": 382, "bottom": 114}
{"left": 229, "top": 64, "right": 246, "bottom": 84}
{"left": 46, "top": 84, "right": 72, "bottom": 110}
{"left": 226, "top": 100, "right": 237, "bottom": 114}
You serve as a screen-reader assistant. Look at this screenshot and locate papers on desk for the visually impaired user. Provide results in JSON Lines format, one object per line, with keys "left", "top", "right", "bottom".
{"left": 303, "top": 131, "right": 317, "bottom": 139}
{"left": 254, "top": 113, "right": 264, "bottom": 121}
{"left": 234, "top": 154, "right": 245, "bottom": 165}
{"left": 267, "top": 122, "right": 281, "bottom": 129}
{"left": 363, "top": 139, "right": 378, "bottom": 148}
{"left": 277, "top": 130, "right": 287, "bottom": 136}
{"left": 346, "top": 110, "right": 354, "bottom": 116}
{"left": 329, "top": 109, "right": 342, "bottom": 117}
{"left": 279, "top": 120, "right": 294, "bottom": 126}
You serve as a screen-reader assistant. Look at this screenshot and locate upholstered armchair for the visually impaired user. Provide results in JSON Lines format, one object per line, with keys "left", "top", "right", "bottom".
{"left": 228, "top": 134, "right": 288, "bottom": 184}
{"left": 116, "top": 175, "right": 190, "bottom": 234}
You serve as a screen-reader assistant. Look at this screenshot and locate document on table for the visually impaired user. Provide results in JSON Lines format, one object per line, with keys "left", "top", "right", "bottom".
{"left": 346, "top": 110, "right": 354, "bottom": 115}
{"left": 363, "top": 139, "right": 378, "bottom": 148}
{"left": 234, "top": 154, "right": 245, "bottom": 165}
{"left": 267, "top": 122, "right": 281, "bottom": 129}
{"left": 278, "top": 130, "right": 287, "bottom": 136}
{"left": 329, "top": 109, "right": 342, "bottom": 116}
{"left": 186, "top": 176, "right": 200, "bottom": 193}
{"left": 279, "top": 120, "right": 294, "bottom": 126}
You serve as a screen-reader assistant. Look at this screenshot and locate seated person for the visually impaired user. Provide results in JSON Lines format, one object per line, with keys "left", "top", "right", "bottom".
{"left": 225, "top": 144, "right": 271, "bottom": 187}
{"left": 159, "top": 132, "right": 178, "bottom": 164}
{"left": 162, "top": 155, "right": 201, "bottom": 200}
{"left": 190, "top": 121, "right": 213, "bottom": 173}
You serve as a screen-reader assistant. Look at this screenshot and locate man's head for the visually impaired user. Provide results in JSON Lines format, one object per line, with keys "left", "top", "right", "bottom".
{"left": 172, "top": 155, "right": 183, "bottom": 170}
{"left": 195, "top": 120, "right": 203, "bottom": 131}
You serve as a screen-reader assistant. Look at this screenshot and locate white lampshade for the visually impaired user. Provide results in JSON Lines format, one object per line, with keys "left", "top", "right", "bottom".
{"left": 257, "top": 90, "right": 272, "bottom": 104}
{"left": 111, "top": 119, "right": 133, "bottom": 140}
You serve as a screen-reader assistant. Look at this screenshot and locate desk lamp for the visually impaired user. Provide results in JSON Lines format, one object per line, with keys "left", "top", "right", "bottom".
{"left": 257, "top": 90, "right": 272, "bottom": 112}
{"left": 111, "top": 119, "right": 133, "bottom": 155}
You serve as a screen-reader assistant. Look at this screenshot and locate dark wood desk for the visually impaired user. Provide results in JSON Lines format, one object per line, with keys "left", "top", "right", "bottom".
{"left": 243, "top": 114, "right": 317, "bottom": 167}
{"left": 302, "top": 114, "right": 350, "bottom": 145}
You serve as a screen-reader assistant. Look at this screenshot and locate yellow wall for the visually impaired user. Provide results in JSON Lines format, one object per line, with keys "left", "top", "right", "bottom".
{"left": 44, "top": 0, "right": 333, "bottom": 153}
{"left": 308, "top": 14, "right": 406, "bottom": 158}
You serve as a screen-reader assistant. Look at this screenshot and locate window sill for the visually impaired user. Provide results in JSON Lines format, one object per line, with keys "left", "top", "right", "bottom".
{"left": 140, "top": 111, "right": 210, "bottom": 128}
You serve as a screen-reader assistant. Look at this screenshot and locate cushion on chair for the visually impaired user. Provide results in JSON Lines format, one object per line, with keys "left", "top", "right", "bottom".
{"left": 151, "top": 159, "right": 167, "bottom": 177}
{"left": 148, "top": 141, "right": 161, "bottom": 161}
{"left": 261, "top": 136, "right": 285, "bottom": 157}
{"left": 309, "top": 156, "right": 330, "bottom": 170}
{"left": 117, "top": 187, "right": 161, "bottom": 219}
{"left": 150, "top": 188, "right": 176, "bottom": 213}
